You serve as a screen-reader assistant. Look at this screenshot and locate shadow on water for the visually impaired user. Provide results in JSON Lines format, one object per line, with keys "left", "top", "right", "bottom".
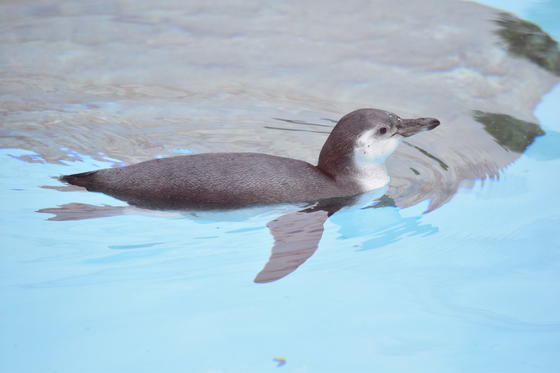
{"left": 473, "top": 111, "right": 545, "bottom": 153}
{"left": 495, "top": 12, "right": 560, "bottom": 76}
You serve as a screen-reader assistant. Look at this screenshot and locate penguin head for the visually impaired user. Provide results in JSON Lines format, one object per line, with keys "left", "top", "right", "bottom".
{"left": 318, "top": 108, "right": 440, "bottom": 182}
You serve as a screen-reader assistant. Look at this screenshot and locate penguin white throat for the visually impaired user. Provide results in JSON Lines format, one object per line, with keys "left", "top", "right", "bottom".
{"left": 350, "top": 129, "right": 401, "bottom": 192}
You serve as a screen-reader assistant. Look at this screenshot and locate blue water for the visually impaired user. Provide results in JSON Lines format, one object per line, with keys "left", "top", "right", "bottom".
{"left": 2, "top": 2, "right": 560, "bottom": 373}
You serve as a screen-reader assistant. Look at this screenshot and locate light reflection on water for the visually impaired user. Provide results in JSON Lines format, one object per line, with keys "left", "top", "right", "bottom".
{"left": 2, "top": 0, "right": 559, "bottom": 210}
{"left": 1, "top": 0, "right": 560, "bottom": 372}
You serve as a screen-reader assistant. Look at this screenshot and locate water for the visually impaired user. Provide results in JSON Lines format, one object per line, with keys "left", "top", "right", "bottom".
{"left": 1, "top": 0, "right": 559, "bottom": 372}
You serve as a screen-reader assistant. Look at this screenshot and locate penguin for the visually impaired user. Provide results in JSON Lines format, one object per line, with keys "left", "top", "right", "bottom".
{"left": 60, "top": 108, "right": 440, "bottom": 209}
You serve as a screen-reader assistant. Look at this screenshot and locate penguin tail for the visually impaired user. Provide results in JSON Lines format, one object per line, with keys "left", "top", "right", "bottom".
{"left": 59, "top": 171, "right": 98, "bottom": 189}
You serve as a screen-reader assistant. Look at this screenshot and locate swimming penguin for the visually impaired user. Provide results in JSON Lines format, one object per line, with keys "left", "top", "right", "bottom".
{"left": 60, "top": 108, "right": 440, "bottom": 209}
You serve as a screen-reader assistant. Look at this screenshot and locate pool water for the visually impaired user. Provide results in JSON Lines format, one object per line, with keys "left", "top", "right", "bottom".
{"left": 1, "top": 1, "right": 559, "bottom": 372}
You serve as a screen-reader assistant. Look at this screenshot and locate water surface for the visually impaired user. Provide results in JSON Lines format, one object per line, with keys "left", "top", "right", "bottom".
{"left": 1, "top": 0, "right": 559, "bottom": 372}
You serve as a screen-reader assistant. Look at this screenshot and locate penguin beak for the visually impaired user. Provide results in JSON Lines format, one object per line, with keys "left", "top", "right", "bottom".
{"left": 396, "top": 117, "right": 440, "bottom": 137}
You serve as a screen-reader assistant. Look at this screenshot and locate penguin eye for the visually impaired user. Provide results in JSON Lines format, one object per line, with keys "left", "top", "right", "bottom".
{"left": 378, "top": 127, "right": 387, "bottom": 135}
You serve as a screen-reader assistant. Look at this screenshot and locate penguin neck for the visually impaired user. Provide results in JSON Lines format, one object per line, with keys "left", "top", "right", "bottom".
{"left": 317, "top": 133, "right": 393, "bottom": 193}
{"left": 346, "top": 161, "right": 390, "bottom": 192}
{"left": 318, "top": 152, "right": 390, "bottom": 193}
